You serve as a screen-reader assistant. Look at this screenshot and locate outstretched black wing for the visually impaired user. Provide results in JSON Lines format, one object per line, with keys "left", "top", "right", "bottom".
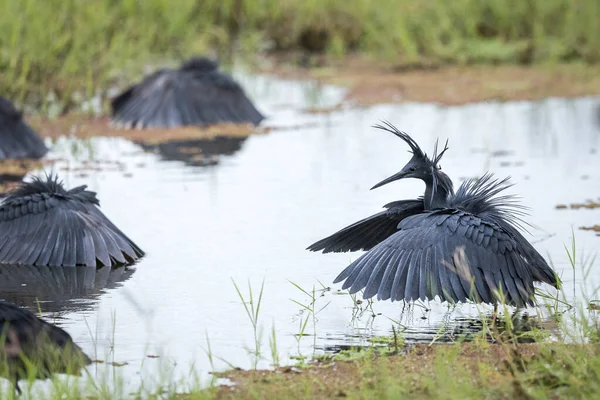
{"left": 110, "top": 66, "right": 264, "bottom": 129}
{"left": 186, "top": 70, "right": 265, "bottom": 126}
{"left": 110, "top": 69, "right": 182, "bottom": 129}
{"left": 334, "top": 208, "right": 547, "bottom": 307}
{"left": 307, "top": 199, "right": 424, "bottom": 253}
{"left": 492, "top": 219, "right": 559, "bottom": 287}
{"left": 0, "top": 178, "right": 144, "bottom": 267}
{"left": 0, "top": 96, "right": 48, "bottom": 160}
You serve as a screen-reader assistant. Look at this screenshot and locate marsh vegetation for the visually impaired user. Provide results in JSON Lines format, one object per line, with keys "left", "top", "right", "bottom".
{"left": 1, "top": 0, "right": 599, "bottom": 112}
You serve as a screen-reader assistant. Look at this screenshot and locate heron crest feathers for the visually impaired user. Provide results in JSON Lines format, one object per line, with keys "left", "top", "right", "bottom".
{"left": 179, "top": 56, "right": 219, "bottom": 72}
{"left": 3, "top": 174, "right": 100, "bottom": 206}
{"left": 450, "top": 173, "right": 530, "bottom": 231}
{"left": 373, "top": 121, "right": 449, "bottom": 171}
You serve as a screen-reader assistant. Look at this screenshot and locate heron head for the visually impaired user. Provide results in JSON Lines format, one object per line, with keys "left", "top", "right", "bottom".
{"left": 179, "top": 57, "right": 219, "bottom": 72}
{"left": 370, "top": 121, "right": 449, "bottom": 190}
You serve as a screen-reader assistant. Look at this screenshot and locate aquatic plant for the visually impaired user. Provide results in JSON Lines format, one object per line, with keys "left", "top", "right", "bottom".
{"left": 231, "top": 278, "right": 265, "bottom": 369}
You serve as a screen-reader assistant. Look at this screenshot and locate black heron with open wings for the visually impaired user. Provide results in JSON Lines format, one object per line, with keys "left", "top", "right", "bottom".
{"left": 308, "top": 122, "right": 560, "bottom": 307}
{"left": 0, "top": 300, "right": 92, "bottom": 395}
{"left": 110, "top": 56, "right": 265, "bottom": 129}
{"left": 0, "top": 96, "right": 48, "bottom": 160}
{"left": 0, "top": 174, "right": 144, "bottom": 267}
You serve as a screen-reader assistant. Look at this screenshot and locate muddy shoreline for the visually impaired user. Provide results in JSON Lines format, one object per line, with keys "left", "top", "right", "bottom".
{"left": 211, "top": 342, "right": 600, "bottom": 399}
{"left": 23, "top": 56, "right": 600, "bottom": 144}
{"left": 260, "top": 54, "right": 600, "bottom": 107}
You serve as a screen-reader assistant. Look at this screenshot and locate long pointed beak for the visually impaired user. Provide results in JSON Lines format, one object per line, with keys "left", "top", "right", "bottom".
{"left": 370, "top": 170, "right": 408, "bottom": 190}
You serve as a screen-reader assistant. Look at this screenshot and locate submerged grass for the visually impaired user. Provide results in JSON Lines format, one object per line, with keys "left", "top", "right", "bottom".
{"left": 1, "top": 0, "right": 599, "bottom": 112}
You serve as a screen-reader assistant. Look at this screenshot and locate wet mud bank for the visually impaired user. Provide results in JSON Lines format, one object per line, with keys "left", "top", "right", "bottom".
{"left": 211, "top": 342, "right": 600, "bottom": 399}
{"left": 260, "top": 54, "right": 600, "bottom": 108}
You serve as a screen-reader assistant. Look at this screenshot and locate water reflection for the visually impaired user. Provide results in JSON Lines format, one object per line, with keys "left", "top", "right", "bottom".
{"left": 138, "top": 136, "right": 248, "bottom": 167}
{"left": 0, "top": 264, "right": 135, "bottom": 314}
{"left": 595, "top": 100, "right": 600, "bottom": 129}
{"left": 318, "top": 311, "right": 552, "bottom": 355}
{"left": 0, "top": 160, "right": 42, "bottom": 195}
{"left": 24, "top": 71, "right": 600, "bottom": 394}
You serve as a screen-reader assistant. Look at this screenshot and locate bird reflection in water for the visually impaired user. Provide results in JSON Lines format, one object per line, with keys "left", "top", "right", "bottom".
{"left": 139, "top": 136, "right": 248, "bottom": 167}
{"left": 318, "top": 311, "right": 554, "bottom": 357}
{"left": 0, "top": 264, "right": 135, "bottom": 314}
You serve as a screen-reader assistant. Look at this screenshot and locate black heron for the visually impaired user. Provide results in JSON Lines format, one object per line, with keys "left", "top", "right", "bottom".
{"left": 0, "top": 300, "right": 92, "bottom": 395}
{"left": 110, "top": 56, "right": 265, "bottom": 129}
{"left": 0, "top": 174, "right": 145, "bottom": 267}
{"left": 0, "top": 97, "right": 48, "bottom": 160}
{"left": 308, "top": 122, "right": 560, "bottom": 307}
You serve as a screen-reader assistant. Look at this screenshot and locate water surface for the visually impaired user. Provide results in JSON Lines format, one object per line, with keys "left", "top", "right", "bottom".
{"left": 3, "top": 74, "right": 600, "bottom": 395}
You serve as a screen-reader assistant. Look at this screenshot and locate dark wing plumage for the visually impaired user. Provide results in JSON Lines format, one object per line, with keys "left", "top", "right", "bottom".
{"left": 110, "top": 60, "right": 264, "bottom": 129}
{"left": 334, "top": 209, "right": 539, "bottom": 307}
{"left": 110, "top": 69, "right": 180, "bottom": 129}
{"left": 448, "top": 173, "right": 559, "bottom": 288}
{"left": 334, "top": 174, "right": 560, "bottom": 307}
{"left": 0, "top": 300, "right": 91, "bottom": 380}
{"left": 184, "top": 69, "right": 265, "bottom": 126}
{"left": 490, "top": 219, "right": 559, "bottom": 287}
{"left": 0, "top": 96, "right": 48, "bottom": 160}
{"left": 0, "top": 176, "right": 144, "bottom": 267}
{"left": 307, "top": 199, "right": 424, "bottom": 253}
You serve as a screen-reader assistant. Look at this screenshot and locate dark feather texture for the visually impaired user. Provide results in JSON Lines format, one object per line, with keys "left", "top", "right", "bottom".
{"left": 307, "top": 199, "right": 424, "bottom": 253}
{"left": 111, "top": 56, "right": 265, "bottom": 129}
{"left": 0, "top": 300, "right": 91, "bottom": 394}
{"left": 310, "top": 122, "right": 559, "bottom": 307}
{"left": 0, "top": 174, "right": 145, "bottom": 267}
{"left": 0, "top": 97, "right": 48, "bottom": 160}
{"left": 333, "top": 173, "right": 560, "bottom": 307}
{"left": 308, "top": 121, "right": 454, "bottom": 254}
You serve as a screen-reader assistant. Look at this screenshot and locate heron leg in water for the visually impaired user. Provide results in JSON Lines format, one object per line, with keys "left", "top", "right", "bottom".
{"left": 14, "top": 379, "right": 22, "bottom": 396}
{"left": 491, "top": 303, "right": 499, "bottom": 329}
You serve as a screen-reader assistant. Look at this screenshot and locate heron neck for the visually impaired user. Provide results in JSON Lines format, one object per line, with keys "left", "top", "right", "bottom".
{"left": 423, "top": 178, "right": 450, "bottom": 210}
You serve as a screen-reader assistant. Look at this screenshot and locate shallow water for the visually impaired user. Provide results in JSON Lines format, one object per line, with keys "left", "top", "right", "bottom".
{"left": 3, "top": 73, "right": 600, "bottom": 395}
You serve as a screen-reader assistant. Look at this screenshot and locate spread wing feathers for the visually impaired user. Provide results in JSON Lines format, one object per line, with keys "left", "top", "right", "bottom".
{"left": 448, "top": 173, "right": 529, "bottom": 231}
{"left": 450, "top": 173, "right": 560, "bottom": 288}
{"left": 110, "top": 65, "right": 264, "bottom": 129}
{"left": 334, "top": 210, "right": 538, "bottom": 307}
{"left": 0, "top": 176, "right": 144, "bottom": 267}
{"left": 334, "top": 174, "right": 559, "bottom": 307}
{"left": 0, "top": 96, "right": 48, "bottom": 160}
{"left": 307, "top": 199, "right": 424, "bottom": 253}
{"left": 0, "top": 301, "right": 92, "bottom": 372}
{"left": 493, "top": 220, "right": 559, "bottom": 287}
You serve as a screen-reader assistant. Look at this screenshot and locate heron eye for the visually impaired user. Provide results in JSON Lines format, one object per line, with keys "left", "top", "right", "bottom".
{"left": 409, "top": 167, "right": 416, "bottom": 172}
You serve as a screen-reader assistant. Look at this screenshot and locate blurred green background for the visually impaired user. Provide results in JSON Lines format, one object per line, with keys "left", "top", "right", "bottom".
{"left": 1, "top": 0, "right": 598, "bottom": 112}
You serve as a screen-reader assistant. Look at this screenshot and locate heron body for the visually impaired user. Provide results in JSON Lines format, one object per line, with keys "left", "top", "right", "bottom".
{"left": 111, "top": 56, "right": 265, "bottom": 129}
{"left": 0, "top": 300, "right": 91, "bottom": 395}
{"left": 0, "top": 97, "right": 48, "bottom": 160}
{"left": 0, "top": 175, "right": 145, "bottom": 267}
{"left": 308, "top": 122, "right": 560, "bottom": 307}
